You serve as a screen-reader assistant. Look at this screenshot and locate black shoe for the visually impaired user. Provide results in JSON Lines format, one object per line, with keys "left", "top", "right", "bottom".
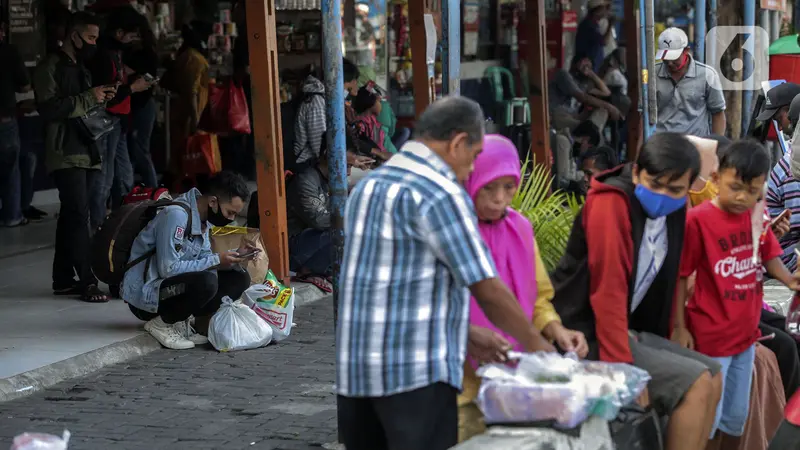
{"left": 23, "top": 206, "right": 46, "bottom": 221}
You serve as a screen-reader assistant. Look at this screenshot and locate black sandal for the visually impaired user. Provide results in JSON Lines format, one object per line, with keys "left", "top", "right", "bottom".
{"left": 53, "top": 281, "right": 80, "bottom": 296}
{"left": 81, "top": 284, "right": 110, "bottom": 303}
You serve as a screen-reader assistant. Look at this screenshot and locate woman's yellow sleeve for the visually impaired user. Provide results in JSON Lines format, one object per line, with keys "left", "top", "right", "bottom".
{"left": 532, "top": 240, "right": 562, "bottom": 331}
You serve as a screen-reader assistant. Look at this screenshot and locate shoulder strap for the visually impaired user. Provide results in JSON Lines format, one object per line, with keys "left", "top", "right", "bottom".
{"left": 123, "top": 201, "right": 194, "bottom": 274}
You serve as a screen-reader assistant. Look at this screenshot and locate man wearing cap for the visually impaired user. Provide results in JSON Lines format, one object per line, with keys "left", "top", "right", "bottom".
{"left": 655, "top": 27, "right": 727, "bottom": 136}
{"left": 766, "top": 88, "right": 800, "bottom": 272}
{"left": 575, "top": 0, "right": 615, "bottom": 72}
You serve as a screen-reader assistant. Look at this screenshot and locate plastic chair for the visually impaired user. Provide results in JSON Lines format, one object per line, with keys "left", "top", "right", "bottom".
{"left": 484, "top": 67, "right": 531, "bottom": 127}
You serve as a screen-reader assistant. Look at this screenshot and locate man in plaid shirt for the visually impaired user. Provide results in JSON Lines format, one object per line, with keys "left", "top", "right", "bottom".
{"left": 335, "top": 96, "right": 554, "bottom": 450}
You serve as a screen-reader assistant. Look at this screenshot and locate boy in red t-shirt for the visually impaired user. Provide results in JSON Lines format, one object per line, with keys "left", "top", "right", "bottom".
{"left": 674, "top": 139, "right": 800, "bottom": 439}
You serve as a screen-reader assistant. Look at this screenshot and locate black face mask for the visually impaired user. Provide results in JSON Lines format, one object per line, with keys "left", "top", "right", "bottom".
{"left": 572, "top": 142, "right": 584, "bottom": 158}
{"left": 73, "top": 34, "right": 97, "bottom": 61}
{"left": 207, "top": 200, "right": 234, "bottom": 227}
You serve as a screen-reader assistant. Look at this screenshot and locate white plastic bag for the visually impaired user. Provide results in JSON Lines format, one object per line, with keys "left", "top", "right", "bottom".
{"left": 241, "top": 276, "right": 295, "bottom": 341}
{"left": 208, "top": 297, "right": 273, "bottom": 352}
{"left": 11, "top": 431, "right": 70, "bottom": 450}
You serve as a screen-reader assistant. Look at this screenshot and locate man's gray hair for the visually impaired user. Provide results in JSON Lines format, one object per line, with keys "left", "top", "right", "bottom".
{"left": 415, "top": 96, "right": 485, "bottom": 145}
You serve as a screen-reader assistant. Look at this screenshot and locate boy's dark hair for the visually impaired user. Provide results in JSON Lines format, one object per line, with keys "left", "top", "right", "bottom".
{"left": 352, "top": 86, "right": 378, "bottom": 114}
{"left": 343, "top": 58, "right": 359, "bottom": 83}
{"left": 573, "top": 121, "right": 601, "bottom": 147}
{"left": 582, "top": 145, "right": 618, "bottom": 171}
{"left": 106, "top": 6, "right": 145, "bottom": 35}
{"left": 205, "top": 171, "right": 251, "bottom": 203}
{"left": 636, "top": 132, "right": 701, "bottom": 183}
{"left": 716, "top": 139, "right": 771, "bottom": 183}
{"left": 68, "top": 12, "right": 100, "bottom": 34}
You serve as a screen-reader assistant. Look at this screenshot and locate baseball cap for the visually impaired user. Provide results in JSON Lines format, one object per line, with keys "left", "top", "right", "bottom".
{"left": 756, "top": 82, "right": 800, "bottom": 121}
{"left": 788, "top": 93, "right": 800, "bottom": 125}
{"left": 656, "top": 27, "right": 689, "bottom": 61}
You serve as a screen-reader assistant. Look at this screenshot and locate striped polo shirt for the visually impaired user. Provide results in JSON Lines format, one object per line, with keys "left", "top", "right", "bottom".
{"left": 336, "top": 141, "right": 497, "bottom": 398}
{"left": 766, "top": 150, "right": 800, "bottom": 272}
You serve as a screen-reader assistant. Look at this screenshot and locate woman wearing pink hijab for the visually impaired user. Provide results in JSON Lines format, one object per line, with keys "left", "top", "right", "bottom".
{"left": 458, "top": 134, "right": 589, "bottom": 441}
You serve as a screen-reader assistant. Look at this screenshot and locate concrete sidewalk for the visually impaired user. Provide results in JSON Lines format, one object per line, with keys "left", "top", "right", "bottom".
{"left": 0, "top": 300, "right": 338, "bottom": 450}
{"left": 0, "top": 189, "right": 328, "bottom": 403}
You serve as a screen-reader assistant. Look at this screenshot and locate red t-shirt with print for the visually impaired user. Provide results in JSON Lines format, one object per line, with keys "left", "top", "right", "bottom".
{"left": 679, "top": 201, "right": 783, "bottom": 357}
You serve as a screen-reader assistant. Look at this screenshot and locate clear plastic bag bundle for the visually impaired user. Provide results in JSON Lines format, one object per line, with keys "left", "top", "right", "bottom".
{"left": 475, "top": 352, "right": 650, "bottom": 429}
{"left": 10, "top": 431, "right": 70, "bottom": 450}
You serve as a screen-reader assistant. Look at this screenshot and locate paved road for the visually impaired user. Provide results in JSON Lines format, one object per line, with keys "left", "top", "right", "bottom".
{"left": 0, "top": 300, "right": 338, "bottom": 450}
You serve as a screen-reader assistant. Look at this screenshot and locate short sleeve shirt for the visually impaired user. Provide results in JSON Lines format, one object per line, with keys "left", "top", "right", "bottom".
{"left": 679, "top": 201, "right": 782, "bottom": 357}
{"left": 336, "top": 141, "right": 498, "bottom": 398}
{"left": 655, "top": 58, "right": 726, "bottom": 136}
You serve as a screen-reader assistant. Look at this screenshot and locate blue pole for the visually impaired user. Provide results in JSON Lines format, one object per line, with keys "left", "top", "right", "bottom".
{"left": 708, "top": 0, "right": 718, "bottom": 64}
{"left": 695, "top": 0, "right": 707, "bottom": 63}
{"left": 741, "top": 0, "right": 756, "bottom": 134}
{"left": 441, "top": 0, "right": 461, "bottom": 95}
{"left": 639, "top": 0, "right": 652, "bottom": 139}
{"left": 322, "top": 0, "right": 346, "bottom": 321}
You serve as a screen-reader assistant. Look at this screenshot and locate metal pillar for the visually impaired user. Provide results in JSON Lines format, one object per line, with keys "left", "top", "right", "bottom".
{"left": 441, "top": 0, "right": 461, "bottom": 95}
{"left": 525, "top": 0, "right": 551, "bottom": 167}
{"left": 709, "top": 0, "right": 718, "bottom": 64}
{"left": 322, "top": 0, "right": 346, "bottom": 322}
{"left": 741, "top": 0, "right": 756, "bottom": 134}
{"left": 246, "top": 0, "right": 290, "bottom": 285}
{"left": 770, "top": 10, "right": 781, "bottom": 42}
{"left": 695, "top": 0, "right": 707, "bottom": 63}
{"left": 639, "top": 0, "right": 656, "bottom": 139}
{"left": 624, "top": 0, "right": 643, "bottom": 159}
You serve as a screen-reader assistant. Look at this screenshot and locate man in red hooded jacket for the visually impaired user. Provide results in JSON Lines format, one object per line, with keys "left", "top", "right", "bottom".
{"left": 551, "top": 132, "right": 723, "bottom": 450}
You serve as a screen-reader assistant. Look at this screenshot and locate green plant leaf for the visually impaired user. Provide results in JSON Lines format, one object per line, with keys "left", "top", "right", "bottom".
{"left": 512, "top": 157, "right": 584, "bottom": 272}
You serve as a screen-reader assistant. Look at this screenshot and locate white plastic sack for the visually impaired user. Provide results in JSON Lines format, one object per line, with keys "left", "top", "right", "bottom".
{"left": 208, "top": 297, "right": 273, "bottom": 352}
{"left": 242, "top": 280, "right": 295, "bottom": 342}
{"left": 11, "top": 431, "right": 70, "bottom": 450}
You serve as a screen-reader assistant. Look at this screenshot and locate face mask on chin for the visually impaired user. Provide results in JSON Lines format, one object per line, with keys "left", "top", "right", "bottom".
{"left": 207, "top": 199, "right": 234, "bottom": 227}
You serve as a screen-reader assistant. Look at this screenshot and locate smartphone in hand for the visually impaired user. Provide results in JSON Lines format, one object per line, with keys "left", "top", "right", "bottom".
{"left": 236, "top": 249, "right": 261, "bottom": 259}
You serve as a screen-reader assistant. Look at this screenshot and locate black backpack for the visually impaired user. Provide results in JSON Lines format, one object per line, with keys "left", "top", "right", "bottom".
{"left": 91, "top": 199, "right": 192, "bottom": 285}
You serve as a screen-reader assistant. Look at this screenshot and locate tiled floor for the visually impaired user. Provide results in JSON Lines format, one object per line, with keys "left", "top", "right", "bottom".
{"left": 0, "top": 249, "right": 145, "bottom": 379}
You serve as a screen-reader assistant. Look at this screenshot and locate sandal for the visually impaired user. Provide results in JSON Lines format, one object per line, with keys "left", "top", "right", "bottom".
{"left": 294, "top": 274, "right": 333, "bottom": 293}
{"left": 81, "top": 284, "right": 110, "bottom": 303}
{"left": 53, "top": 282, "right": 80, "bottom": 296}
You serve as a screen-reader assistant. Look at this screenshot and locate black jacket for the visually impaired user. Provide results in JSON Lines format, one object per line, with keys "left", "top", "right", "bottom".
{"left": 550, "top": 164, "right": 687, "bottom": 362}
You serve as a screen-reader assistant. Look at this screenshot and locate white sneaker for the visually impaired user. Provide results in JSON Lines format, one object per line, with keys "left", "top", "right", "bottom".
{"left": 144, "top": 316, "right": 195, "bottom": 350}
{"left": 173, "top": 319, "right": 209, "bottom": 345}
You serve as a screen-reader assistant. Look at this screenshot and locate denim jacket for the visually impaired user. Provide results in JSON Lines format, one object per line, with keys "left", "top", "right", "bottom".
{"left": 121, "top": 189, "right": 221, "bottom": 312}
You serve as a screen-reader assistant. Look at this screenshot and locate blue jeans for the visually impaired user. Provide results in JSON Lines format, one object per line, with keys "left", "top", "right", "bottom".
{"left": 90, "top": 117, "right": 133, "bottom": 230}
{"left": 128, "top": 98, "right": 158, "bottom": 188}
{"left": 0, "top": 119, "right": 22, "bottom": 225}
{"left": 710, "top": 344, "right": 756, "bottom": 437}
{"left": 289, "top": 228, "right": 333, "bottom": 275}
{"left": 392, "top": 127, "right": 411, "bottom": 150}
{"left": 19, "top": 145, "right": 35, "bottom": 211}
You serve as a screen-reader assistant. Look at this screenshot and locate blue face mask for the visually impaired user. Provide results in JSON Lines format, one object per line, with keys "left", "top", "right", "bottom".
{"left": 634, "top": 184, "right": 686, "bottom": 218}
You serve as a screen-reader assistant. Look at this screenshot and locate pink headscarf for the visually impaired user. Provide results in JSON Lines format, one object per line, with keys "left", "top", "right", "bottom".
{"left": 465, "top": 135, "right": 537, "bottom": 355}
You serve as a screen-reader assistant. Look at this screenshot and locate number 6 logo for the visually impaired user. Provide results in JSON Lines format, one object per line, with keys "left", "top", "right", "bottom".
{"left": 705, "top": 26, "right": 769, "bottom": 91}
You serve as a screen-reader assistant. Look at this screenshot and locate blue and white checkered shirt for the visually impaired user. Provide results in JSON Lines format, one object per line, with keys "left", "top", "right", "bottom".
{"left": 336, "top": 141, "right": 498, "bottom": 398}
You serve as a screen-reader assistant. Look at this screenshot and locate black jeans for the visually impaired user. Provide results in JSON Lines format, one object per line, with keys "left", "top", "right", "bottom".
{"left": 129, "top": 269, "right": 251, "bottom": 324}
{"left": 338, "top": 383, "right": 458, "bottom": 450}
{"left": 52, "top": 167, "right": 100, "bottom": 289}
{"left": 760, "top": 308, "right": 800, "bottom": 399}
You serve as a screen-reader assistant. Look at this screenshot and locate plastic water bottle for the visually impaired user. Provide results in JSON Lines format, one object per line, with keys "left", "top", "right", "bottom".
{"left": 787, "top": 293, "right": 800, "bottom": 337}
